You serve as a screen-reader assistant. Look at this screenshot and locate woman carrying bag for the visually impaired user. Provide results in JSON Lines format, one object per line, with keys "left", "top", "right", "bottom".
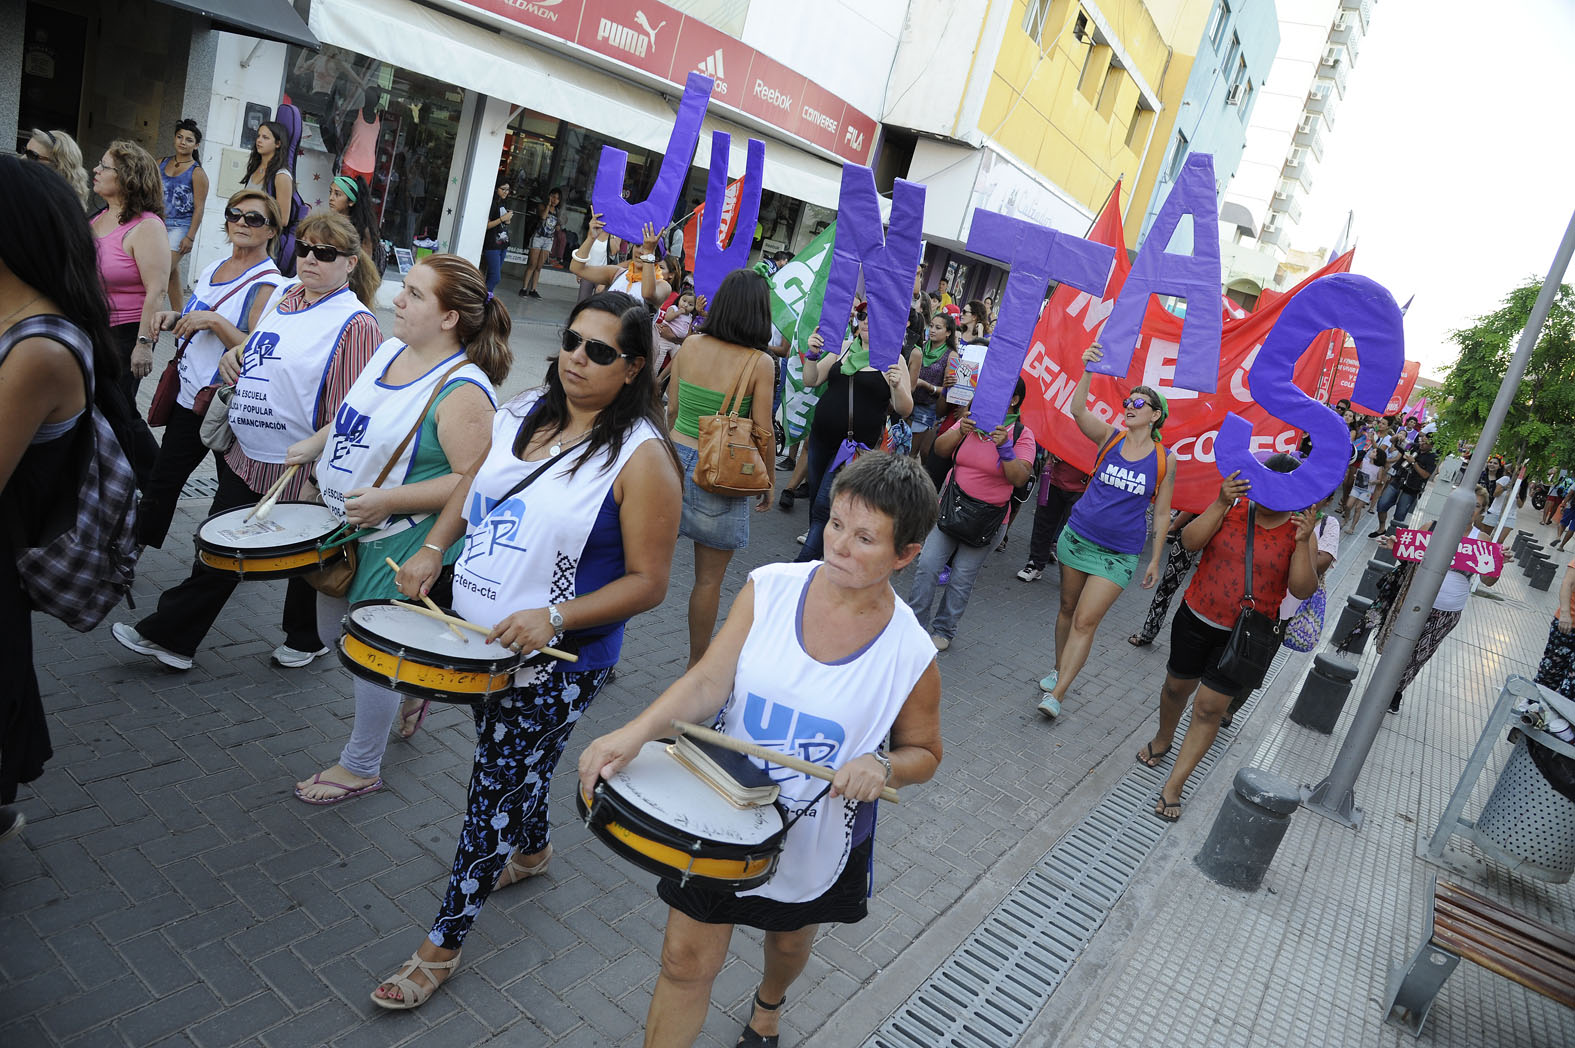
{"left": 906, "top": 379, "right": 1034, "bottom": 651}
{"left": 137, "top": 188, "right": 285, "bottom": 548}
{"left": 284, "top": 255, "right": 506, "bottom": 803}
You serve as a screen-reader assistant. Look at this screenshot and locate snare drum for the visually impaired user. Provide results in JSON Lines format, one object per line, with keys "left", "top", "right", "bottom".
{"left": 195, "top": 502, "right": 343, "bottom": 579}
{"left": 338, "top": 599, "right": 524, "bottom": 703}
{"left": 578, "top": 740, "right": 787, "bottom": 891}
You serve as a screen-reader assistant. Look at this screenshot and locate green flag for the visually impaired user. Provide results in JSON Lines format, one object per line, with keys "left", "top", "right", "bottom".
{"left": 770, "top": 224, "right": 837, "bottom": 443}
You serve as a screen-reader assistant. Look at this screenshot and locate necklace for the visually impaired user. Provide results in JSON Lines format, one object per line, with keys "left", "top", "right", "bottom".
{"left": 0, "top": 294, "right": 43, "bottom": 333}
{"left": 549, "top": 430, "right": 590, "bottom": 457}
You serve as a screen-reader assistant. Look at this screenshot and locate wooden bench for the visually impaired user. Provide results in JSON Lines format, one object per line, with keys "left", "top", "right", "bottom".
{"left": 1382, "top": 877, "right": 1575, "bottom": 1036}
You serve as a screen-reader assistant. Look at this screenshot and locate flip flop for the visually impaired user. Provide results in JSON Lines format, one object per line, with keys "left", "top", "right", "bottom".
{"left": 1135, "top": 743, "right": 1171, "bottom": 768}
{"left": 1153, "top": 797, "right": 1182, "bottom": 823}
{"left": 1127, "top": 634, "right": 1153, "bottom": 647}
{"left": 398, "top": 699, "right": 431, "bottom": 740}
{"left": 294, "top": 774, "right": 382, "bottom": 806}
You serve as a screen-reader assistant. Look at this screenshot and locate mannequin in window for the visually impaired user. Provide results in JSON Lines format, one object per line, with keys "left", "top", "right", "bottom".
{"left": 340, "top": 88, "right": 381, "bottom": 184}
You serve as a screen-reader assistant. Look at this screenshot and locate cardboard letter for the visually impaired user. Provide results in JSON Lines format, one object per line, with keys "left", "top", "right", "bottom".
{"left": 1092, "top": 153, "right": 1222, "bottom": 391}
{"left": 693, "top": 133, "right": 765, "bottom": 304}
{"left": 965, "top": 209, "right": 1114, "bottom": 431}
{"left": 1216, "top": 273, "right": 1404, "bottom": 511}
{"left": 592, "top": 72, "right": 712, "bottom": 243}
{"left": 815, "top": 166, "right": 925, "bottom": 372}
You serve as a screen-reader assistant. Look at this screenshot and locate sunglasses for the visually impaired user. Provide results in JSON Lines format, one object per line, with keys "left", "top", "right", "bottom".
{"left": 20, "top": 148, "right": 46, "bottom": 162}
{"left": 294, "top": 242, "right": 348, "bottom": 262}
{"left": 224, "top": 207, "right": 271, "bottom": 228}
{"left": 1123, "top": 396, "right": 1152, "bottom": 411}
{"left": 560, "top": 328, "right": 629, "bottom": 366}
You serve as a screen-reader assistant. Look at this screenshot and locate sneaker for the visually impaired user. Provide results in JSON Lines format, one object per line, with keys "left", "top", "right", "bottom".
{"left": 0, "top": 806, "right": 24, "bottom": 844}
{"left": 795, "top": 532, "right": 807, "bottom": 545}
{"left": 1038, "top": 669, "right": 1058, "bottom": 692}
{"left": 1036, "top": 695, "right": 1062, "bottom": 718}
{"left": 1017, "top": 562, "right": 1043, "bottom": 582}
{"left": 777, "top": 457, "right": 796, "bottom": 471}
{"left": 111, "top": 623, "right": 194, "bottom": 671}
{"left": 937, "top": 566, "right": 951, "bottom": 586}
{"left": 930, "top": 634, "right": 950, "bottom": 651}
{"left": 1388, "top": 690, "right": 1402, "bottom": 714}
{"left": 273, "top": 643, "right": 331, "bottom": 668}
{"left": 527, "top": 289, "right": 542, "bottom": 299}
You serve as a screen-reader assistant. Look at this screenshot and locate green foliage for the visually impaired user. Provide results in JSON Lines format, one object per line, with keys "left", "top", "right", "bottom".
{"left": 1437, "top": 279, "right": 1575, "bottom": 471}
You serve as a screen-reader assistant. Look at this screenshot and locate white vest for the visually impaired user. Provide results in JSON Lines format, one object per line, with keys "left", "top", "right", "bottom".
{"left": 608, "top": 267, "right": 641, "bottom": 298}
{"left": 177, "top": 257, "right": 281, "bottom": 408}
{"left": 721, "top": 561, "right": 936, "bottom": 904}
{"left": 452, "top": 391, "right": 660, "bottom": 674}
{"left": 319, "top": 338, "right": 496, "bottom": 542}
{"left": 229, "top": 283, "right": 373, "bottom": 462}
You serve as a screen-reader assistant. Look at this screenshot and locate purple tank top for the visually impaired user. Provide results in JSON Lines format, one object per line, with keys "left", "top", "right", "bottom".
{"left": 1066, "top": 436, "right": 1159, "bottom": 554}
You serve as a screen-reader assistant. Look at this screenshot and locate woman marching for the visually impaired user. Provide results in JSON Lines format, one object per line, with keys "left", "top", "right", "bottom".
{"left": 1037, "top": 343, "right": 1175, "bottom": 718}
{"left": 369, "top": 290, "right": 682, "bottom": 1010}
{"left": 909, "top": 311, "right": 956, "bottom": 463}
{"left": 112, "top": 210, "right": 381, "bottom": 671}
{"left": 136, "top": 189, "right": 285, "bottom": 549}
{"left": 569, "top": 212, "right": 672, "bottom": 311}
{"left": 285, "top": 255, "right": 507, "bottom": 803}
{"left": 579, "top": 452, "right": 943, "bottom": 1048}
{"left": 666, "top": 269, "right": 777, "bottom": 668}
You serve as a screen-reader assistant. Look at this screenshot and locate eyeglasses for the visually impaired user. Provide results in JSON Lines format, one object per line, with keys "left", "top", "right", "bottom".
{"left": 560, "top": 328, "right": 629, "bottom": 366}
{"left": 1123, "top": 396, "right": 1151, "bottom": 411}
{"left": 224, "top": 207, "right": 271, "bottom": 228}
{"left": 294, "top": 242, "right": 347, "bottom": 262}
{"left": 93, "top": 162, "right": 117, "bottom": 173}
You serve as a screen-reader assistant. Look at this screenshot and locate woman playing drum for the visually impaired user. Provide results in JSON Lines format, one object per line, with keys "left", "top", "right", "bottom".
{"left": 369, "top": 290, "right": 682, "bottom": 1009}
{"left": 579, "top": 452, "right": 945, "bottom": 1048}
{"left": 112, "top": 209, "right": 381, "bottom": 671}
{"left": 282, "top": 254, "right": 507, "bottom": 803}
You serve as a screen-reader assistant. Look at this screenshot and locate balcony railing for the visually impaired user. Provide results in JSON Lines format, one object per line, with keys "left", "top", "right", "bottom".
{"left": 1317, "top": 57, "right": 1350, "bottom": 97}
{"left": 1282, "top": 160, "right": 1313, "bottom": 191}
{"left": 1259, "top": 225, "right": 1290, "bottom": 250}
{"left": 1340, "top": 0, "right": 1372, "bottom": 34}
{"left": 1329, "top": 24, "right": 1362, "bottom": 62}
{"left": 1304, "top": 91, "right": 1335, "bottom": 127}
{"left": 1271, "top": 190, "right": 1304, "bottom": 225}
{"left": 1294, "top": 123, "right": 1325, "bottom": 161}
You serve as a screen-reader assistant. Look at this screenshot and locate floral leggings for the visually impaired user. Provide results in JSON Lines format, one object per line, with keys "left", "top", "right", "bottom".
{"left": 429, "top": 665, "right": 611, "bottom": 950}
{"left": 1536, "top": 618, "right": 1575, "bottom": 698}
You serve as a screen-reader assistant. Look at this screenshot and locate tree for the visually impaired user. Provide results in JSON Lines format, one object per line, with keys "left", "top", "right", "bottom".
{"left": 1436, "top": 278, "right": 1575, "bottom": 477}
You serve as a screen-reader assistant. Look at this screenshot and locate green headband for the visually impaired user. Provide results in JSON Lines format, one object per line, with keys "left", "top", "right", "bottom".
{"left": 332, "top": 175, "right": 359, "bottom": 203}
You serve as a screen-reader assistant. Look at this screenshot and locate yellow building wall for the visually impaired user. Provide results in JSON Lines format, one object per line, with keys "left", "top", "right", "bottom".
{"left": 981, "top": 0, "right": 1212, "bottom": 249}
{"left": 1128, "top": 1, "right": 1213, "bottom": 250}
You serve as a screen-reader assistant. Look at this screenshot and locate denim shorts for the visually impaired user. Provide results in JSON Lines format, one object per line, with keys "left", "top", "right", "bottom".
{"left": 674, "top": 441, "right": 752, "bottom": 550}
{"left": 910, "top": 401, "right": 937, "bottom": 433}
{"left": 166, "top": 221, "right": 191, "bottom": 250}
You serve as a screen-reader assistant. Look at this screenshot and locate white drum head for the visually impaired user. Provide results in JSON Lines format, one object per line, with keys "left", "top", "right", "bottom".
{"left": 347, "top": 602, "right": 515, "bottom": 662}
{"left": 200, "top": 503, "right": 338, "bottom": 548}
{"left": 609, "top": 741, "right": 784, "bottom": 846}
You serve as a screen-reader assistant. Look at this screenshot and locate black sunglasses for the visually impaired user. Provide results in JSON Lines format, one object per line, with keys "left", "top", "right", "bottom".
{"left": 560, "top": 328, "right": 629, "bottom": 366}
{"left": 20, "top": 148, "right": 46, "bottom": 162}
{"left": 294, "top": 242, "right": 347, "bottom": 262}
{"left": 225, "top": 206, "right": 272, "bottom": 228}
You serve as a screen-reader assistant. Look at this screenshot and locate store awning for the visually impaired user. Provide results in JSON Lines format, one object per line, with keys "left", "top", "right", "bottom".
{"left": 309, "top": 0, "right": 844, "bottom": 209}
{"left": 159, "top": 0, "right": 319, "bottom": 50}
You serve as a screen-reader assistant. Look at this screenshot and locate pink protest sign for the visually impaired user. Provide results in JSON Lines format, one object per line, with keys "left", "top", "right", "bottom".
{"left": 1393, "top": 529, "right": 1504, "bottom": 576}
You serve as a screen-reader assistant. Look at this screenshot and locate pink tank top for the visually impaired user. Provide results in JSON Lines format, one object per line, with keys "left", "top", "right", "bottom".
{"left": 95, "top": 211, "right": 162, "bottom": 326}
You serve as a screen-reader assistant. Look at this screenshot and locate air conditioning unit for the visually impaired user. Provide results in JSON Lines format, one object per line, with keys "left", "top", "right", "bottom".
{"left": 1225, "top": 84, "right": 1244, "bottom": 105}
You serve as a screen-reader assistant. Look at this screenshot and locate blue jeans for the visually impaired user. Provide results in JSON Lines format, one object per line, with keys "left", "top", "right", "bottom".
{"left": 906, "top": 524, "right": 1002, "bottom": 639}
{"left": 795, "top": 431, "right": 841, "bottom": 562}
{"left": 480, "top": 249, "right": 503, "bottom": 293}
{"left": 1377, "top": 484, "right": 1418, "bottom": 525}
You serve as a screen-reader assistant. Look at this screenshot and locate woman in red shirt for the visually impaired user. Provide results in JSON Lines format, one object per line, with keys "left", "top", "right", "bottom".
{"left": 1136, "top": 456, "right": 1320, "bottom": 821}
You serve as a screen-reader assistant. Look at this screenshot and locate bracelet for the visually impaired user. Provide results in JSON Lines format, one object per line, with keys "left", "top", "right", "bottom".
{"left": 421, "top": 543, "right": 444, "bottom": 555}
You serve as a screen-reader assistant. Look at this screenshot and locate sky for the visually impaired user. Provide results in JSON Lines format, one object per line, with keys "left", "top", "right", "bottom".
{"left": 1293, "top": 0, "right": 1575, "bottom": 380}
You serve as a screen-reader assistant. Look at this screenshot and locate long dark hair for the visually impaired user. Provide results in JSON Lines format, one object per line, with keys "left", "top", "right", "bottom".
{"left": 242, "top": 120, "right": 291, "bottom": 197}
{"left": 699, "top": 269, "right": 770, "bottom": 350}
{"left": 335, "top": 175, "right": 379, "bottom": 256}
{"left": 0, "top": 155, "right": 134, "bottom": 442}
{"left": 509, "top": 291, "right": 677, "bottom": 478}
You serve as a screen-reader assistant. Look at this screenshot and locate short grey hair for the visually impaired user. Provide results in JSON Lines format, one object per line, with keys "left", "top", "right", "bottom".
{"left": 830, "top": 452, "right": 938, "bottom": 551}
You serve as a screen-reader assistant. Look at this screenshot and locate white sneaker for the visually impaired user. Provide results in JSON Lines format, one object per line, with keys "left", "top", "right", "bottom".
{"left": 111, "top": 623, "right": 194, "bottom": 671}
{"left": 795, "top": 532, "right": 807, "bottom": 545}
{"left": 1017, "top": 563, "right": 1043, "bottom": 582}
{"left": 273, "top": 643, "right": 331, "bottom": 668}
{"left": 931, "top": 634, "right": 950, "bottom": 651}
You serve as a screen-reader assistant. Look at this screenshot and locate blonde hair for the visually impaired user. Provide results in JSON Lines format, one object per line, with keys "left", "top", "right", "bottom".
{"left": 224, "top": 188, "right": 282, "bottom": 247}
{"left": 31, "top": 129, "right": 89, "bottom": 207}
{"left": 416, "top": 254, "right": 513, "bottom": 386}
{"left": 293, "top": 208, "right": 380, "bottom": 308}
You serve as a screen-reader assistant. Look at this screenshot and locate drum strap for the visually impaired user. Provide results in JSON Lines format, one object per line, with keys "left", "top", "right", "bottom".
{"left": 782, "top": 783, "right": 833, "bottom": 832}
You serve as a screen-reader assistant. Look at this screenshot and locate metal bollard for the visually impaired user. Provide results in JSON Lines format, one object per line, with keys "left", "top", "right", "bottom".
{"left": 1373, "top": 542, "right": 1397, "bottom": 566}
{"left": 1334, "top": 594, "right": 1375, "bottom": 653}
{"left": 1289, "top": 651, "right": 1362, "bottom": 733}
{"left": 1356, "top": 557, "right": 1391, "bottom": 599}
{"left": 1195, "top": 767, "right": 1301, "bottom": 891}
{"left": 1532, "top": 562, "right": 1557, "bottom": 591}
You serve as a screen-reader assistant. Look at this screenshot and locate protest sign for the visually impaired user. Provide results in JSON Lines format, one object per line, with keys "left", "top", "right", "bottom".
{"left": 768, "top": 224, "right": 838, "bottom": 442}
{"left": 815, "top": 166, "right": 924, "bottom": 371}
{"left": 592, "top": 72, "right": 711, "bottom": 242}
{"left": 1393, "top": 529, "right": 1504, "bottom": 576}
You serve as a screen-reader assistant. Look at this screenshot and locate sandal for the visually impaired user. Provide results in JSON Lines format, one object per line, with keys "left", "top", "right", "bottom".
{"left": 370, "top": 948, "right": 462, "bottom": 1010}
{"left": 398, "top": 699, "right": 431, "bottom": 740}
{"left": 292, "top": 773, "right": 382, "bottom": 806}
{"left": 736, "top": 990, "right": 785, "bottom": 1048}
{"left": 494, "top": 843, "right": 553, "bottom": 891}
{"left": 1153, "top": 797, "right": 1182, "bottom": 823}
{"left": 1135, "top": 743, "right": 1171, "bottom": 769}
{"left": 1127, "top": 634, "right": 1153, "bottom": 647}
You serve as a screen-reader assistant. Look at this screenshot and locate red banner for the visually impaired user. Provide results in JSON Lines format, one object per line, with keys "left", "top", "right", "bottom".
{"left": 1334, "top": 349, "right": 1419, "bottom": 415}
{"left": 1018, "top": 186, "right": 1356, "bottom": 514}
{"left": 681, "top": 176, "right": 744, "bottom": 274}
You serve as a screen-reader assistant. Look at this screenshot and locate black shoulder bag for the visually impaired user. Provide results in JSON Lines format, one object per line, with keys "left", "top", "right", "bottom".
{"left": 936, "top": 427, "right": 1012, "bottom": 548}
{"left": 1214, "top": 505, "right": 1282, "bottom": 691}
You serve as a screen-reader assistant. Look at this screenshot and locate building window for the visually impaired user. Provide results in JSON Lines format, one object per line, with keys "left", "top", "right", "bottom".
{"left": 1237, "top": 78, "right": 1254, "bottom": 121}
{"left": 1230, "top": 54, "right": 1248, "bottom": 90}
{"left": 1168, "top": 131, "right": 1189, "bottom": 180}
{"left": 1021, "top": 0, "right": 1053, "bottom": 43}
{"left": 1125, "top": 102, "right": 1152, "bottom": 149}
{"left": 1224, "top": 33, "right": 1241, "bottom": 73}
{"left": 1207, "top": 0, "right": 1230, "bottom": 52}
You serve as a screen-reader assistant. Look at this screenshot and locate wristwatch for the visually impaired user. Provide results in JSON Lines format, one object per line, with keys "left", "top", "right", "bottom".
{"left": 639, "top": 252, "right": 656, "bottom": 263}
{"left": 870, "top": 750, "right": 893, "bottom": 783}
{"left": 136, "top": 334, "right": 154, "bottom": 346}
{"left": 547, "top": 603, "right": 565, "bottom": 632}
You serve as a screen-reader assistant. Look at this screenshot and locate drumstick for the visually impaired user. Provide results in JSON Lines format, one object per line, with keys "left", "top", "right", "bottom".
{"left": 391, "top": 601, "right": 580, "bottom": 662}
{"left": 670, "top": 720, "right": 899, "bottom": 804}
{"left": 246, "top": 464, "right": 300, "bottom": 522}
{"left": 385, "top": 557, "right": 467, "bottom": 643}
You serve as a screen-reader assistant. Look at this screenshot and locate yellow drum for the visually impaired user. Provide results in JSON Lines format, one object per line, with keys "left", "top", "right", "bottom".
{"left": 338, "top": 599, "right": 523, "bottom": 704}
{"left": 195, "top": 502, "right": 344, "bottom": 579}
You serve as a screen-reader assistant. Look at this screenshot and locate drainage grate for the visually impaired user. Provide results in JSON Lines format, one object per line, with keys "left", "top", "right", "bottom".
{"left": 180, "top": 475, "right": 220, "bottom": 501}
{"left": 865, "top": 646, "right": 1292, "bottom": 1047}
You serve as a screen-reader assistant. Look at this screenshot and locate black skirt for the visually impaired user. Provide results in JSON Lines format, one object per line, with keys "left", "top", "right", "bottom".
{"left": 658, "top": 836, "right": 874, "bottom": 932}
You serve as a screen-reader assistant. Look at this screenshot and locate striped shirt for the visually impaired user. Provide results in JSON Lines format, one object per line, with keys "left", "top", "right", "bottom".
{"left": 224, "top": 283, "right": 381, "bottom": 498}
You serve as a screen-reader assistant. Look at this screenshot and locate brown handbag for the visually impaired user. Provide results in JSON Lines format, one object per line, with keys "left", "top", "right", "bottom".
{"left": 693, "top": 357, "right": 772, "bottom": 496}
{"left": 303, "top": 361, "right": 467, "bottom": 597}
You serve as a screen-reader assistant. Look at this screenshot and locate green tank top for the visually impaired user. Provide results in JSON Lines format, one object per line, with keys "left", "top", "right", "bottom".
{"left": 674, "top": 378, "right": 752, "bottom": 439}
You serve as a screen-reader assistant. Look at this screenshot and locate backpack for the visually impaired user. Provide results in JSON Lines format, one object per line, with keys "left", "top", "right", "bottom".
{"left": 1090, "top": 431, "right": 1168, "bottom": 497}
{"left": 2, "top": 317, "right": 140, "bottom": 631}
{"left": 273, "top": 103, "right": 310, "bottom": 276}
